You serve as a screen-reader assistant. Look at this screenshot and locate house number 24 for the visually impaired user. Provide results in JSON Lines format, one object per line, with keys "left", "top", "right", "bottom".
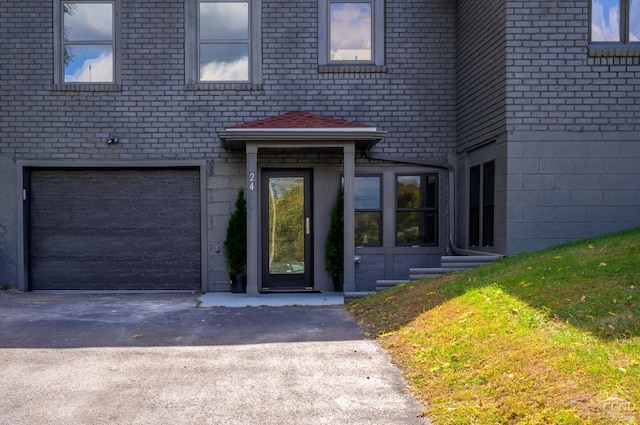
{"left": 249, "top": 173, "right": 256, "bottom": 191}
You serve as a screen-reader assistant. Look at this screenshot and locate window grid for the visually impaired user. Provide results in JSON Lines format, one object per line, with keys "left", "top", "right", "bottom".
{"left": 395, "top": 174, "right": 438, "bottom": 247}
{"left": 60, "top": 1, "right": 116, "bottom": 84}
{"left": 469, "top": 161, "right": 495, "bottom": 248}
{"left": 354, "top": 175, "right": 382, "bottom": 247}
{"left": 197, "top": 0, "right": 251, "bottom": 83}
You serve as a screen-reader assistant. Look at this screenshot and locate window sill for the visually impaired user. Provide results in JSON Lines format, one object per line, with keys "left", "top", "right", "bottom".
{"left": 184, "top": 83, "right": 263, "bottom": 92}
{"left": 318, "top": 64, "right": 387, "bottom": 74}
{"left": 52, "top": 84, "right": 121, "bottom": 93}
{"left": 588, "top": 44, "right": 640, "bottom": 57}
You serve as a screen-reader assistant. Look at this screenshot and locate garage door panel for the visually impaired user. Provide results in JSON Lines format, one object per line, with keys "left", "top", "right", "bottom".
{"left": 30, "top": 198, "right": 200, "bottom": 230}
{"left": 29, "top": 227, "right": 200, "bottom": 259}
{"left": 30, "top": 258, "right": 201, "bottom": 290}
{"left": 30, "top": 169, "right": 200, "bottom": 200}
{"left": 28, "top": 168, "right": 201, "bottom": 291}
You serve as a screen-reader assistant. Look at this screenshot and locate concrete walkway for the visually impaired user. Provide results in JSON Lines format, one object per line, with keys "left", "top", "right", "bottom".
{"left": 198, "top": 291, "right": 344, "bottom": 307}
{"left": 0, "top": 291, "right": 429, "bottom": 425}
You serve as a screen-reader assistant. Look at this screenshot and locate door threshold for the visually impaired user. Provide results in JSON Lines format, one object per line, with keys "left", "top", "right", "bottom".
{"left": 260, "top": 288, "right": 320, "bottom": 294}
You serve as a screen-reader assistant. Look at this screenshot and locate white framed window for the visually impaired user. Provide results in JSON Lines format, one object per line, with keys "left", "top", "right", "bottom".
{"left": 318, "top": 0, "right": 385, "bottom": 66}
{"left": 590, "top": 0, "right": 640, "bottom": 44}
{"left": 54, "top": 1, "right": 119, "bottom": 84}
{"left": 186, "top": 0, "right": 262, "bottom": 84}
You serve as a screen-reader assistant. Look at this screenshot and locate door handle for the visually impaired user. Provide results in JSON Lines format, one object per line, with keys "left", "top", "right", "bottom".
{"left": 306, "top": 217, "right": 310, "bottom": 235}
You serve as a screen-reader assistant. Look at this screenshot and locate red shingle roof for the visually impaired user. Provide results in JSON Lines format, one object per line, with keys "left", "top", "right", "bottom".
{"left": 229, "top": 111, "right": 374, "bottom": 129}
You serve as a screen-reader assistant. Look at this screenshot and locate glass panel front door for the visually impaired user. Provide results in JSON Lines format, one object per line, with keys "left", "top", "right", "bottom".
{"left": 261, "top": 170, "right": 312, "bottom": 291}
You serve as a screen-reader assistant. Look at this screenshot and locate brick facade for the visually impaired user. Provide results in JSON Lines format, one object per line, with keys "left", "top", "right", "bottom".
{"left": 1, "top": 0, "right": 639, "bottom": 290}
{"left": 0, "top": 0, "right": 457, "bottom": 291}
{"left": 455, "top": 0, "right": 640, "bottom": 254}
{"left": 504, "top": 1, "right": 640, "bottom": 253}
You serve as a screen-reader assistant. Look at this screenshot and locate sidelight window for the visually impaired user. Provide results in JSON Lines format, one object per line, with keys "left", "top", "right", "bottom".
{"left": 469, "top": 160, "right": 495, "bottom": 248}
{"left": 354, "top": 175, "right": 382, "bottom": 246}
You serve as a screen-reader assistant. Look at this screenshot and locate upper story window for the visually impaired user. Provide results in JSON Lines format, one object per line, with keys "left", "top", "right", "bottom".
{"left": 56, "top": 1, "right": 117, "bottom": 84}
{"left": 318, "top": 0, "right": 385, "bottom": 66}
{"left": 354, "top": 175, "right": 382, "bottom": 246}
{"left": 330, "top": 2, "right": 371, "bottom": 61}
{"left": 396, "top": 174, "right": 438, "bottom": 246}
{"left": 590, "top": 0, "right": 639, "bottom": 44}
{"left": 186, "top": 0, "right": 262, "bottom": 85}
{"left": 199, "top": 1, "right": 249, "bottom": 81}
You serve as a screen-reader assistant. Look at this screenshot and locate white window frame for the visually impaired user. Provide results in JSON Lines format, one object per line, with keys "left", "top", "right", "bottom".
{"left": 53, "top": 0, "right": 121, "bottom": 86}
{"left": 186, "top": 0, "right": 262, "bottom": 85}
{"left": 318, "top": 0, "right": 385, "bottom": 66}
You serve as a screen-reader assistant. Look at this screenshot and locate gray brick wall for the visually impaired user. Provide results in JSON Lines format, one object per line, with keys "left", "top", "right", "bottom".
{"left": 456, "top": 0, "right": 507, "bottom": 150}
{"left": 0, "top": 0, "right": 457, "bottom": 162}
{"left": 505, "top": 1, "right": 640, "bottom": 134}
{"left": 454, "top": 0, "right": 509, "bottom": 255}
{"left": 456, "top": 1, "right": 640, "bottom": 255}
{"left": 0, "top": 0, "right": 458, "bottom": 289}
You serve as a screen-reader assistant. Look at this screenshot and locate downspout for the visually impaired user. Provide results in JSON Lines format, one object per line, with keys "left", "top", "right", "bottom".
{"left": 363, "top": 149, "right": 497, "bottom": 257}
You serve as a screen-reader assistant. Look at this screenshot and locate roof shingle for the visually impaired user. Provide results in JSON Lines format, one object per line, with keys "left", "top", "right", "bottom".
{"left": 229, "top": 111, "right": 374, "bottom": 129}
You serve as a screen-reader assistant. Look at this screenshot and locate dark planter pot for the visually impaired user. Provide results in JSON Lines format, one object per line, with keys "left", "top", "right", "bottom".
{"left": 231, "top": 274, "right": 247, "bottom": 293}
{"left": 332, "top": 274, "right": 344, "bottom": 292}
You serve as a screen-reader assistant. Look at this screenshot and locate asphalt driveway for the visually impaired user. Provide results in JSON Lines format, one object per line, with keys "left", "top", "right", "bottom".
{"left": 0, "top": 291, "right": 428, "bottom": 424}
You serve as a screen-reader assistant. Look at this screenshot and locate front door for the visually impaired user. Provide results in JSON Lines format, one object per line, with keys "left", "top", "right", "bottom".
{"left": 261, "top": 169, "right": 313, "bottom": 291}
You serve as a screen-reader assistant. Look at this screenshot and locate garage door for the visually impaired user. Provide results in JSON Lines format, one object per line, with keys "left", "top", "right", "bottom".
{"left": 28, "top": 168, "right": 201, "bottom": 291}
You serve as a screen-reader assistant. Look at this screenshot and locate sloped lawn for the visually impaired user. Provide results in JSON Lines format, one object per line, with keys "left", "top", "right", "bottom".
{"left": 348, "top": 228, "right": 640, "bottom": 424}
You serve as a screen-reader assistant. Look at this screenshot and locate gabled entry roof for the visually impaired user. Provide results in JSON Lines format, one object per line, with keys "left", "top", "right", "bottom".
{"left": 218, "top": 111, "right": 386, "bottom": 151}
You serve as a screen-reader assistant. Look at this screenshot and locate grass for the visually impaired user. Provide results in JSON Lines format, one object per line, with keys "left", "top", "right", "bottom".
{"left": 347, "top": 228, "right": 640, "bottom": 424}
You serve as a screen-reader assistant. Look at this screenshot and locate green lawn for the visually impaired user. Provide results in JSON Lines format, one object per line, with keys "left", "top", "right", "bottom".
{"left": 347, "top": 228, "right": 640, "bottom": 424}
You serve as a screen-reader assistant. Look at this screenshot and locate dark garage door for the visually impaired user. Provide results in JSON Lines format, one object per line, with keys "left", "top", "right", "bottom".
{"left": 28, "top": 168, "right": 201, "bottom": 291}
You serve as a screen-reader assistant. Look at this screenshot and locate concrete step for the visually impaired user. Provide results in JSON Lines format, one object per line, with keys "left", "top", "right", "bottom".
{"left": 375, "top": 280, "right": 409, "bottom": 291}
{"left": 440, "top": 255, "right": 501, "bottom": 271}
{"left": 375, "top": 255, "right": 502, "bottom": 292}
{"left": 409, "top": 267, "right": 451, "bottom": 275}
{"left": 441, "top": 255, "right": 500, "bottom": 263}
{"left": 440, "top": 262, "right": 490, "bottom": 269}
{"left": 344, "top": 291, "right": 376, "bottom": 301}
{"left": 409, "top": 274, "right": 446, "bottom": 280}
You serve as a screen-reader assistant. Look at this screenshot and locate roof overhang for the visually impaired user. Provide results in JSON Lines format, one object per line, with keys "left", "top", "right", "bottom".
{"left": 218, "top": 128, "right": 387, "bottom": 151}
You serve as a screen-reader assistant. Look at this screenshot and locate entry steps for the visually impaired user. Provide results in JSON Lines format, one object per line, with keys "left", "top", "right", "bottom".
{"left": 375, "top": 255, "right": 501, "bottom": 292}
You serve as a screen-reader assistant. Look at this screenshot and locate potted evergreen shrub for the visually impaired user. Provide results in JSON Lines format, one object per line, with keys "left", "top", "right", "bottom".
{"left": 224, "top": 188, "right": 247, "bottom": 293}
{"left": 325, "top": 186, "right": 344, "bottom": 291}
